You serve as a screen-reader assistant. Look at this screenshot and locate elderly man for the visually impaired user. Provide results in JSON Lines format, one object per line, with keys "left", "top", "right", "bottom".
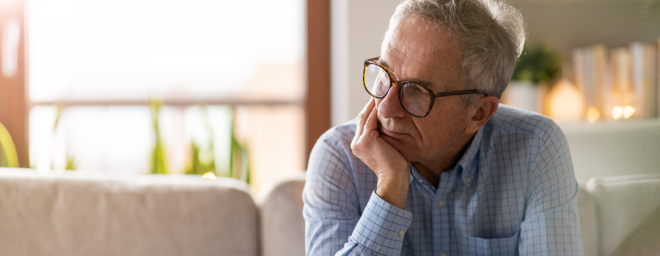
{"left": 303, "top": 0, "right": 583, "bottom": 255}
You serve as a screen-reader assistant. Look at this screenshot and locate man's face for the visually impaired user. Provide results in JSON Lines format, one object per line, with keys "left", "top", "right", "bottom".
{"left": 376, "top": 17, "right": 473, "bottom": 164}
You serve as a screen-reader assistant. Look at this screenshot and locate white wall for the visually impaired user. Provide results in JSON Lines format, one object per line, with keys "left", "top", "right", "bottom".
{"left": 560, "top": 120, "right": 660, "bottom": 182}
{"left": 510, "top": 0, "right": 660, "bottom": 58}
{"left": 331, "top": 0, "right": 401, "bottom": 126}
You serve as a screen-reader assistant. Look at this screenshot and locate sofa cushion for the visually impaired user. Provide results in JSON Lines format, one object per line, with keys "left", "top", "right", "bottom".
{"left": 577, "top": 182, "right": 598, "bottom": 256}
{"left": 609, "top": 206, "right": 660, "bottom": 256}
{"left": 256, "top": 172, "right": 306, "bottom": 256}
{"left": 586, "top": 174, "right": 660, "bottom": 256}
{"left": 0, "top": 168, "right": 258, "bottom": 256}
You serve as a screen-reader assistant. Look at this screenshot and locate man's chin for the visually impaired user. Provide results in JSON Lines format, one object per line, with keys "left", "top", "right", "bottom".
{"left": 380, "top": 134, "right": 412, "bottom": 159}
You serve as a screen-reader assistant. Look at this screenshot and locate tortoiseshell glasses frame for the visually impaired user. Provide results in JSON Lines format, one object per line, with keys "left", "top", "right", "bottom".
{"left": 362, "top": 57, "right": 488, "bottom": 118}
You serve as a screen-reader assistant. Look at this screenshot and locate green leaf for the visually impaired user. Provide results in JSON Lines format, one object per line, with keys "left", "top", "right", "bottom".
{"left": 65, "top": 155, "right": 76, "bottom": 171}
{"left": 149, "top": 99, "right": 168, "bottom": 175}
{"left": 0, "top": 122, "right": 19, "bottom": 168}
{"left": 512, "top": 44, "right": 562, "bottom": 84}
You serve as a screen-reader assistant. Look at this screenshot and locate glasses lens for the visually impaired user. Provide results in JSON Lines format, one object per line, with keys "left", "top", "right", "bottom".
{"left": 364, "top": 64, "right": 390, "bottom": 97}
{"left": 401, "top": 83, "right": 432, "bottom": 117}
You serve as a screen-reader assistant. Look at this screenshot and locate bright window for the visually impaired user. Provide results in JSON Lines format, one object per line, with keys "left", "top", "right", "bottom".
{"left": 27, "top": 0, "right": 306, "bottom": 193}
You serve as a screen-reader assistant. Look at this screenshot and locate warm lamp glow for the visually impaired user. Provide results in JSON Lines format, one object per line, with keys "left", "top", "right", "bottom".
{"left": 586, "top": 107, "right": 600, "bottom": 123}
{"left": 546, "top": 80, "right": 584, "bottom": 121}
{"left": 613, "top": 106, "right": 623, "bottom": 119}
{"left": 623, "top": 106, "right": 635, "bottom": 119}
{"left": 201, "top": 172, "right": 216, "bottom": 180}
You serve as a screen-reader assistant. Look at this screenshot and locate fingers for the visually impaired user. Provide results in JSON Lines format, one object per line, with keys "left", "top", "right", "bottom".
{"left": 355, "top": 98, "right": 375, "bottom": 137}
{"left": 364, "top": 99, "right": 379, "bottom": 133}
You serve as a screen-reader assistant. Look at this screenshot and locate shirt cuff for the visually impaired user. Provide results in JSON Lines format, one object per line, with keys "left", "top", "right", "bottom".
{"left": 349, "top": 191, "right": 413, "bottom": 255}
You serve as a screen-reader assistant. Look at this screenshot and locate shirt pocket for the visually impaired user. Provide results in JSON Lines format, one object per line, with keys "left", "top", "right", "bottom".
{"left": 465, "top": 230, "right": 520, "bottom": 256}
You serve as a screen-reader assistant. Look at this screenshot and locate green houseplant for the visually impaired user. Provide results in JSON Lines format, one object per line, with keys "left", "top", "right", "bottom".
{"left": 0, "top": 122, "right": 19, "bottom": 168}
{"left": 503, "top": 44, "right": 562, "bottom": 114}
{"left": 512, "top": 44, "right": 562, "bottom": 84}
{"left": 185, "top": 105, "right": 217, "bottom": 176}
{"left": 150, "top": 99, "right": 168, "bottom": 175}
{"left": 52, "top": 105, "right": 76, "bottom": 170}
{"left": 184, "top": 105, "right": 250, "bottom": 184}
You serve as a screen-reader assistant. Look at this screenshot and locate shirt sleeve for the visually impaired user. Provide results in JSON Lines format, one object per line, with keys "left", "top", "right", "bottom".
{"left": 302, "top": 135, "right": 412, "bottom": 256}
{"left": 518, "top": 125, "right": 584, "bottom": 256}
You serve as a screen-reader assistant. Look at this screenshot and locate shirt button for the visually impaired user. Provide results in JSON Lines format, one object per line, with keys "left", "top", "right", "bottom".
{"left": 398, "top": 229, "right": 404, "bottom": 237}
{"left": 440, "top": 252, "right": 447, "bottom": 256}
{"left": 437, "top": 199, "right": 444, "bottom": 207}
{"left": 465, "top": 177, "right": 472, "bottom": 183}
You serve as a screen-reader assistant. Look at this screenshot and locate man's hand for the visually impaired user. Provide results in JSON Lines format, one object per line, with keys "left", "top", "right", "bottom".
{"left": 351, "top": 99, "right": 410, "bottom": 209}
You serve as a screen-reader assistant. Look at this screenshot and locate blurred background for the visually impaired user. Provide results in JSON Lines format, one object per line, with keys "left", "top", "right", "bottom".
{"left": 0, "top": 0, "right": 313, "bottom": 194}
{"left": 0, "top": 0, "right": 658, "bottom": 194}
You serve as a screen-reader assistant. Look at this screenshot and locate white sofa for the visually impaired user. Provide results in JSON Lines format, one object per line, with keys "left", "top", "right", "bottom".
{"left": 582, "top": 175, "right": 660, "bottom": 256}
{"left": 2, "top": 169, "right": 658, "bottom": 256}
{"left": 0, "top": 169, "right": 259, "bottom": 256}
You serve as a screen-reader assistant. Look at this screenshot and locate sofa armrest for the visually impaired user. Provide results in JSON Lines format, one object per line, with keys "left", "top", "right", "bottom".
{"left": 586, "top": 174, "right": 660, "bottom": 256}
{"left": 257, "top": 172, "right": 306, "bottom": 256}
{"left": 578, "top": 181, "right": 598, "bottom": 256}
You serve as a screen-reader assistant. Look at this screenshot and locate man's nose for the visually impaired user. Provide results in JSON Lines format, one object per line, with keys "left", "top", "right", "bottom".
{"left": 377, "top": 84, "right": 407, "bottom": 119}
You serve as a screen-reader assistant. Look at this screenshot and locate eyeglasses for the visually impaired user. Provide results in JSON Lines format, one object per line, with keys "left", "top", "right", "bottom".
{"left": 363, "top": 57, "right": 488, "bottom": 118}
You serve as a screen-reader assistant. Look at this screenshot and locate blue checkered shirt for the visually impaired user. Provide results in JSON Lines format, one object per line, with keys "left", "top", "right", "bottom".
{"left": 303, "top": 105, "right": 583, "bottom": 256}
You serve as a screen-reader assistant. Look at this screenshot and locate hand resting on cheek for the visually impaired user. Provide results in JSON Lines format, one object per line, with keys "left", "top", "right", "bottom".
{"left": 350, "top": 98, "right": 411, "bottom": 209}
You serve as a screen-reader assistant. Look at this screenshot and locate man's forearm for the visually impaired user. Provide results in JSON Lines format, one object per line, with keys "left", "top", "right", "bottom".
{"left": 375, "top": 174, "right": 410, "bottom": 210}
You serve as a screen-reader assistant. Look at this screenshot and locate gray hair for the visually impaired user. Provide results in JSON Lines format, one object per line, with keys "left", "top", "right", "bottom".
{"left": 382, "top": 0, "right": 526, "bottom": 105}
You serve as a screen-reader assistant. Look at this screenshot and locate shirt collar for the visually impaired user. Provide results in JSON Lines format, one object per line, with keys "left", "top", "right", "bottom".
{"left": 456, "top": 127, "right": 484, "bottom": 188}
{"left": 409, "top": 165, "right": 428, "bottom": 186}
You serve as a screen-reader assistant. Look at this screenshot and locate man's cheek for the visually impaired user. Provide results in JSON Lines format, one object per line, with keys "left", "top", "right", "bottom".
{"left": 376, "top": 119, "right": 384, "bottom": 136}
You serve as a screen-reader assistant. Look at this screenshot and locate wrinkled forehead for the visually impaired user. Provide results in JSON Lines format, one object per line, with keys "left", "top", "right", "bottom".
{"left": 382, "top": 16, "right": 458, "bottom": 53}
{"left": 380, "top": 17, "right": 464, "bottom": 89}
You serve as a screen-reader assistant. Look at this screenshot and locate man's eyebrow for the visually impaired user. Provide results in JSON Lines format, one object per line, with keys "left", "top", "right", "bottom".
{"left": 409, "top": 78, "right": 436, "bottom": 89}
{"left": 378, "top": 59, "right": 438, "bottom": 89}
{"left": 378, "top": 59, "right": 391, "bottom": 69}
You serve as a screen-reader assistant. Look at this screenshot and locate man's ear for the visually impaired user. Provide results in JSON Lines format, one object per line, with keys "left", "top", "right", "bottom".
{"left": 464, "top": 96, "right": 498, "bottom": 134}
